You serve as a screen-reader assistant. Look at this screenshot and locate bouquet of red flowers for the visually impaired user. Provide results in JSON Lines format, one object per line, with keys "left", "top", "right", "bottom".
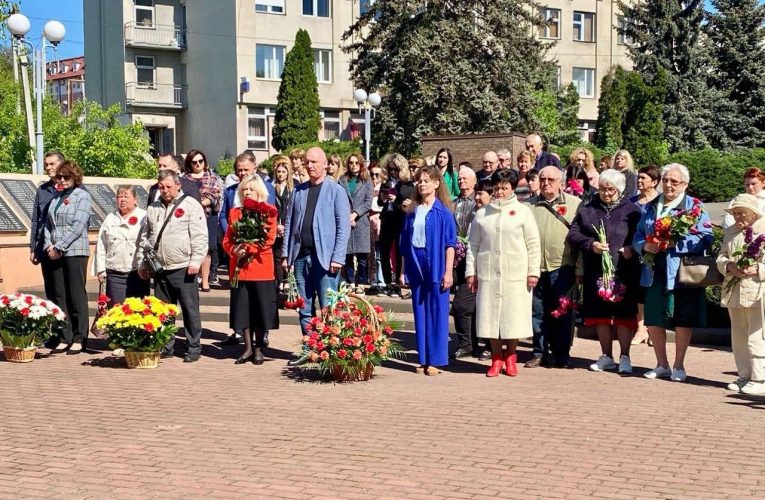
{"left": 283, "top": 270, "right": 305, "bottom": 310}
{"left": 230, "top": 199, "right": 278, "bottom": 287}
{"left": 565, "top": 179, "right": 584, "bottom": 197}
{"left": 642, "top": 198, "right": 711, "bottom": 268}
{"left": 551, "top": 284, "right": 580, "bottom": 318}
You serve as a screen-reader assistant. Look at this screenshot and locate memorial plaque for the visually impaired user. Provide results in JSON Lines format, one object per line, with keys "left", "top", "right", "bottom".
{"left": 85, "top": 183, "right": 117, "bottom": 217}
{"left": 0, "top": 198, "right": 26, "bottom": 232}
{"left": 88, "top": 209, "right": 105, "bottom": 231}
{"left": 0, "top": 179, "right": 37, "bottom": 222}
{"left": 133, "top": 185, "right": 149, "bottom": 209}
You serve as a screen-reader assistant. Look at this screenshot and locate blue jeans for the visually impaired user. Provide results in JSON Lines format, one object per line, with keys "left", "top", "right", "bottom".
{"left": 531, "top": 266, "right": 575, "bottom": 363}
{"left": 345, "top": 253, "right": 369, "bottom": 286}
{"left": 294, "top": 252, "right": 340, "bottom": 335}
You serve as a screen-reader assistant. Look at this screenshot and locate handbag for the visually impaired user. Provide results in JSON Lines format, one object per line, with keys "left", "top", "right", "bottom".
{"left": 678, "top": 254, "right": 723, "bottom": 288}
{"left": 143, "top": 195, "right": 187, "bottom": 276}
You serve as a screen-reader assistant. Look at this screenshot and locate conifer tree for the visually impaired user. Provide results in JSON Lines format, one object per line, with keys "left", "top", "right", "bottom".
{"left": 272, "top": 29, "right": 321, "bottom": 152}
{"left": 554, "top": 83, "right": 580, "bottom": 146}
{"left": 594, "top": 66, "right": 629, "bottom": 153}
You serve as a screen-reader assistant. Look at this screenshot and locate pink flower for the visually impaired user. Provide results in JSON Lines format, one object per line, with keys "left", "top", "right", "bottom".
{"left": 353, "top": 350, "right": 362, "bottom": 360}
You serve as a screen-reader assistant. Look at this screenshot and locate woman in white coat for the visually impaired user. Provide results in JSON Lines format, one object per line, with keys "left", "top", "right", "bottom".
{"left": 466, "top": 169, "right": 541, "bottom": 377}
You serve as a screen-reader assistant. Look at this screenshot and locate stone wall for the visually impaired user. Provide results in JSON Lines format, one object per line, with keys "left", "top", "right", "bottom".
{"left": 421, "top": 132, "right": 527, "bottom": 170}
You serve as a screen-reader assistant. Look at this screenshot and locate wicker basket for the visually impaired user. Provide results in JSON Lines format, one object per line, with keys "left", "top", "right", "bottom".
{"left": 331, "top": 363, "right": 374, "bottom": 383}
{"left": 3, "top": 346, "right": 37, "bottom": 363}
{"left": 124, "top": 350, "right": 160, "bottom": 369}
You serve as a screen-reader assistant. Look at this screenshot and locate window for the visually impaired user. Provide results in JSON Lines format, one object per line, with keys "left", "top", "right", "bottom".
{"left": 573, "top": 11, "right": 595, "bottom": 42}
{"left": 572, "top": 68, "right": 595, "bottom": 98}
{"left": 556, "top": 66, "right": 562, "bottom": 89}
{"left": 322, "top": 110, "right": 341, "bottom": 140}
{"left": 247, "top": 106, "right": 269, "bottom": 150}
{"left": 303, "top": 0, "right": 330, "bottom": 17}
{"left": 617, "top": 17, "right": 633, "bottom": 46}
{"left": 136, "top": 56, "right": 155, "bottom": 87}
{"left": 135, "top": 0, "right": 154, "bottom": 27}
{"left": 349, "top": 112, "right": 365, "bottom": 140}
{"left": 539, "top": 8, "right": 560, "bottom": 39}
{"left": 313, "top": 49, "right": 332, "bottom": 83}
{"left": 255, "top": 0, "right": 284, "bottom": 14}
{"left": 255, "top": 44, "right": 285, "bottom": 79}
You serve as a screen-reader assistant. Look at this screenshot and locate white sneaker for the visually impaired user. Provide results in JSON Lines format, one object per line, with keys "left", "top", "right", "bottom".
{"left": 644, "top": 366, "right": 672, "bottom": 379}
{"left": 589, "top": 355, "right": 617, "bottom": 372}
{"left": 741, "top": 381, "right": 765, "bottom": 396}
{"left": 618, "top": 355, "right": 632, "bottom": 374}
{"left": 670, "top": 368, "right": 687, "bottom": 382}
{"left": 726, "top": 377, "right": 749, "bottom": 392}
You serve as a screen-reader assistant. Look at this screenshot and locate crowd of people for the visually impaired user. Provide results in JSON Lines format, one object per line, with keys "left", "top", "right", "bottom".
{"left": 25, "top": 136, "right": 765, "bottom": 395}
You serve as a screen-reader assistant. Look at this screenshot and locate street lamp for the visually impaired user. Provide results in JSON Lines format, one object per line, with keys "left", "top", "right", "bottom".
{"left": 5, "top": 13, "right": 66, "bottom": 175}
{"left": 353, "top": 88, "right": 381, "bottom": 165}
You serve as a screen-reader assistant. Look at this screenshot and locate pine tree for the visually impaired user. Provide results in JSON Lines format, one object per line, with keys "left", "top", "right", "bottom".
{"left": 344, "top": 0, "right": 557, "bottom": 156}
{"left": 271, "top": 29, "right": 321, "bottom": 152}
{"left": 706, "top": 0, "right": 765, "bottom": 148}
{"left": 623, "top": 70, "right": 669, "bottom": 165}
{"left": 594, "top": 66, "right": 629, "bottom": 153}
{"left": 554, "top": 83, "right": 580, "bottom": 146}
{"left": 618, "top": 0, "right": 718, "bottom": 151}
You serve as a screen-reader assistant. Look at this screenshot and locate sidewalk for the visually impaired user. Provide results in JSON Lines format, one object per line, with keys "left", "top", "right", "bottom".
{"left": 0, "top": 317, "right": 763, "bottom": 499}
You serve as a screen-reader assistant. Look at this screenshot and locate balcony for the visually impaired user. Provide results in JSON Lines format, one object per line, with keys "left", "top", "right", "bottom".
{"left": 126, "top": 82, "right": 187, "bottom": 109}
{"left": 124, "top": 22, "right": 185, "bottom": 50}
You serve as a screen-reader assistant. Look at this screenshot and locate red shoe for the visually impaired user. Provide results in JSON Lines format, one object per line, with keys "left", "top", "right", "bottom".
{"left": 504, "top": 353, "right": 518, "bottom": 377}
{"left": 486, "top": 355, "right": 503, "bottom": 377}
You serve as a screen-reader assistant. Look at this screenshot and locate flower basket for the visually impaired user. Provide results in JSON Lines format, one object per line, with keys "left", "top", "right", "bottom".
{"left": 124, "top": 350, "right": 160, "bottom": 369}
{"left": 96, "top": 296, "right": 179, "bottom": 368}
{"left": 2, "top": 346, "right": 37, "bottom": 363}
{"left": 0, "top": 293, "right": 66, "bottom": 363}
{"left": 300, "top": 282, "right": 402, "bottom": 382}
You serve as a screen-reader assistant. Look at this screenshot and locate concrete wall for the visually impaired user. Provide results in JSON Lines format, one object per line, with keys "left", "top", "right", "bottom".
{"left": 83, "top": 0, "right": 127, "bottom": 109}
{"left": 421, "top": 133, "right": 528, "bottom": 171}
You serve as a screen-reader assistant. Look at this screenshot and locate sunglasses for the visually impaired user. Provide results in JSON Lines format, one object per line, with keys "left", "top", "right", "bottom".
{"left": 191, "top": 159, "right": 205, "bottom": 165}
{"left": 56, "top": 174, "right": 71, "bottom": 180}
{"left": 371, "top": 173, "right": 381, "bottom": 177}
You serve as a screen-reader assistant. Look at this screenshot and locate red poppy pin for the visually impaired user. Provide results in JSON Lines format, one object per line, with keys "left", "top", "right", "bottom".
{"left": 63, "top": 198, "right": 70, "bottom": 205}
{"left": 509, "top": 210, "right": 516, "bottom": 216}
{"left": 174, "top": 208, "right": 185, "bottom": 218}
{"left": 556, "top": 205, "right": 567, "bottom": 216}
{"left": 128, "top": 216, "right": 138, "bottom": 225}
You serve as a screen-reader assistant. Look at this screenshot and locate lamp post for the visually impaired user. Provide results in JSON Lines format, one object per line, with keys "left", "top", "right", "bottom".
{"left": 353, "top": 88, "right": 381, "bottom": 165}
{"left": 5, "top": 13, "right": 66, "bottom": 175}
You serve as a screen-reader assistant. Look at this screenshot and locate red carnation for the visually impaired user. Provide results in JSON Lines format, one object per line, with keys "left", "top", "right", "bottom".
{"left": 362, "top": 334, "right": 373, "bottom": 344}
{"left": 143, "top": 308, "right": 152, "bottom": 316}
{"left": 337, "top": 349, "right": 347, "bottom": 359}
{"left": 174, "top": 208, "right": 185, "bottom": 218}
{"left": 158, "top": 314, "right": 167, "bottom": 322}
{"left": 128, "top": 216, "right": 138, "bottom": 225}
{"left": 365, "top": 343, "right": 375, "bottom": 354}
{"left": 1, "top": 296, "right": 10, "bottom": 306}
{"left": 97, "top": 294, "right": 109, "bottom": 306}
{"left": 63, "top": 198, "right": 70, "bottom": 205}
{"left": 373, "top": 305, "right": 383, "bottom": 313}
{"left": 145, "top": 323, "right": 155, "bottom": 332}
{"left": 122, "top": 304, "right": 132, "bottom": 314}
{"left": 556, "top": 205, "right": 567, "bottom": 216}
{"left": 20, "top": 308, "right": 30, "bottom": 316}
{"left": 343, "top": 337, "right": 354, "bottom": 346}
{"left": 24, "top": 295, "right": 33, "bottom": 305}
{"left": 295, "top": 297, "right": 305, "bottom": 308}
{"left": 383, "top": 325, "right": 393, "bottom": 335}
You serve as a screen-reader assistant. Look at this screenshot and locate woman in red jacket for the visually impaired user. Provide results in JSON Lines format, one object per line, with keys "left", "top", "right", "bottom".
{"left": 222, "top": 174, "right": 278, "bottom": 365}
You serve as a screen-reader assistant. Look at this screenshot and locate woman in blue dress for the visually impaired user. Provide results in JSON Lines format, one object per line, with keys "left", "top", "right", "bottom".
{"left": 399, "top": 165, "right": 457, "bottom": 376}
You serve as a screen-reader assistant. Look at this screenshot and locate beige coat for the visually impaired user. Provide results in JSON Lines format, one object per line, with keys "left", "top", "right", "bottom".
{"left": 716, "top": 217, "right": 765, "bottom": 309}
{"left": 465, "top": 196, "right": 541, "bottom": 340}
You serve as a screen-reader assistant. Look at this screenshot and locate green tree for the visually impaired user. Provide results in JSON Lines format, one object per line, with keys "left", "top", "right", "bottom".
{"left": 554, "top": 83, "right": 580, "bottom": 146}
{"left": 531, "top": 89, "right": 559, "bottom": 144}
{"left": 593, "top": 66, "right": 629, "bottom": 153}
{"left": 618, "top": 0, "right": 718, "bottom": 151}
{"left": 706, "top": 0, "right": 765, "bottom": 148}
{"left": 344, "top": 0, "right": 557, "bottom": 156}
{"left": 622, "top": 70, "right": 669, "bottom": 165}
{"left": 271, "top": 29, "right": 321, "bottom": 152}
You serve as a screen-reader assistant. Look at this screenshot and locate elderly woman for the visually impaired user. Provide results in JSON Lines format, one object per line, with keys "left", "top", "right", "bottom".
{"left": 399, "top": 165, "right": 456, "bottom": 376}
{"left": 466, "top": 169, "right": 541, "bottom": 377}
{"left": 183, "top": 149, "right": 223, "bottom": 292}
{"left": 514, "top": 150, "right": 535, "bottom": 202}
{"left": 723, "top": 167, "right": 765, "bottom": 229}
{"left": 339, "top": 153, "right": 373, "bottom": 294}
{"left": 43, "top": 161, "right": 92, "bottom": 354}
{"left": 633, "top": 163, "right": 714, "bottom": 382}
{"left": 222, "top": 174, "right": 278, "bottom": 365}
{"left": 93, "top": 186, "right": 149, "bottom": 305}
{"left": 568, "top": 170, "right": 642, "bottom": 373}
{"left": 717, "top": 194, "right": 765, "bottom": 395}
{"left": 611, "top": 150, "right": 637, "bottom": 197}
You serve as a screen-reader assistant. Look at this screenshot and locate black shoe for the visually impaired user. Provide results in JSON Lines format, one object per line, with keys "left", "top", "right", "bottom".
{"left": 160, "top": 351, "right": 174, "bottom": 359}
{"left": 220, "top": 334, "right": 240, "bottom": 346}
{"left": 253, "top": 348, "right": 264, "bottom": 365}
{"left": 50, "top": 344, "right": 71, "bottom": 354}
{"left": 183, "top": 352, "right": 201, "bottom": 363}
{"left": 235, "top": 353, "right": 253, "bottom": 364}
{"left": 450, "top": 347, "right": 473, "bottom": 360}
{"left": 262, "top": 331, "right": 270, "bottom": 347}
{"left": 287, "top": 353, "right": 310, "bottom": 367}
{"left": 478, "top": 349, "right": 492, "bottom": 361}
{"left": 366, "top": 286, "right": 381, "bottom": 296}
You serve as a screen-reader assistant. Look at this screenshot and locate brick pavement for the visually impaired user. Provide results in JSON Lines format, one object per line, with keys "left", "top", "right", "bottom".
{"left": 1, "top": 313, "right": 764, "bottom": 499}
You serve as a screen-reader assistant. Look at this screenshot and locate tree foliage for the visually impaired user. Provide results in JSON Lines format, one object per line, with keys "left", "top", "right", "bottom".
{"left": 344, "top": 0, "right": 557, "bottom": 156}
{"left": 706, "top": 0, "right": 765, "bottom": 148}
{"left": 554, "top": 83, "right": 580, "bottom": 146}
{"left": 271, "top": 29, "right": 321, "bottom": 152}
{"left": 593, "top": 66, "right": 628, "bottom": 153}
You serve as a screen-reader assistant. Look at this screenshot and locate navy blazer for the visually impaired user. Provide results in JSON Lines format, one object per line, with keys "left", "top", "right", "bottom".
{"left": 282, "top": 178, "right": 351, "bottom": 270}
{"left": 30, "top": 180, "right": 58, "bottom": 255}
{"left": 218, "top": 179, "right": 277, "bottom": 234}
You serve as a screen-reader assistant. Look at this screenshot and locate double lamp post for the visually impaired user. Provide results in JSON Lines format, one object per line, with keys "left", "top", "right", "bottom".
{"left": 353, "top": 88, "right": 381, "bottom": 165}
{"left": 5, "top": 13, "right": 66, "bottom": 175}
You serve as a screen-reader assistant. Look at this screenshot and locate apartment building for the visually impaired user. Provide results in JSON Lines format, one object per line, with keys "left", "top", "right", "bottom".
{"left": 539, "top": 0, "right": 633, "bottom": 140}
{"left": 84, "top": 0, "right": 369, "bottom": 164}
{"left": 83, "top": 1, "right": 631, "bottom": 163}
{"left": 46, "top": 56, "right": 85, "bottom": 117}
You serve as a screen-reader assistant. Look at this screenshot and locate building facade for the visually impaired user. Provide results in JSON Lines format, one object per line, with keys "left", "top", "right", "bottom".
{"left": 83, "top": 0, "right": 631, "bottom": 163}
{"left": 539, "top": 0, "right": 633, "bottom": 141}
{"left": 46, "top": 56, "right": 85, "bottom": 117}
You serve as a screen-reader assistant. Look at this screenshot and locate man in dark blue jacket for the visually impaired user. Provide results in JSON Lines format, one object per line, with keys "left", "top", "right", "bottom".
{"left": 30, "top": 152, "right": 65, "bottom": 303}
{"left": 526, "top": 133, "right": 561, "bottom": 173}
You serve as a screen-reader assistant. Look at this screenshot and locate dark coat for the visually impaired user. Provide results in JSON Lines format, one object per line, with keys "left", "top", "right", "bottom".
{"left": 30, "top": 180, "right": 58, "bottom": 256}
{"left": 567, "top": 196, "right": 642, "bottom": 320}
{"left": 534, "top": 151, "right": 561, "bottom": 172}
{"left": 339, "top": 177, "right": 373, "bottom": 254}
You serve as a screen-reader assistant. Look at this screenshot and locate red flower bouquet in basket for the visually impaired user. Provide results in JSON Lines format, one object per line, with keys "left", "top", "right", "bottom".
{"left": 230, "top": 199, "right": 278, "bottom": 288}
{"left": 300, "top": 282, "right": 403, "bottom": 382}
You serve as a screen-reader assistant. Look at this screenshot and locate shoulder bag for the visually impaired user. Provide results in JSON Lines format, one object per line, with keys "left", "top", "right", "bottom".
{"left": 143, "top": 195, "right": 187, "bottom": 276}
{"left": 677, "top": 253, "right": 723, "bottom": 288}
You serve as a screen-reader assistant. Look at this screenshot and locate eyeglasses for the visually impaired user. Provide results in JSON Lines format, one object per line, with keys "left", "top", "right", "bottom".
{"left": 662, "top": 178, "right": 684, "bottom": 186}
{"left": 191, "top": 159, "right": 205, "bottom": 165}
{"left": 371, "top": 173, "right": 381, "bottom": 178}
{"left": 348, "top": 160, "right": 359, "bottom": 165}
{"left": 539, "top": 177, "right": 560, "bottom": 184}
{"left": 598, "top": 186, "right": 618, "bottom": 194}
{"left": 56, "top": 174, "right": 71, "bottom": 180}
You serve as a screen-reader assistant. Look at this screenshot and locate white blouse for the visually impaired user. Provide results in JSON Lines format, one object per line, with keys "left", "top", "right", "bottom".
{"left": 93, "top": 207, "right": 147, "bottom": 275}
